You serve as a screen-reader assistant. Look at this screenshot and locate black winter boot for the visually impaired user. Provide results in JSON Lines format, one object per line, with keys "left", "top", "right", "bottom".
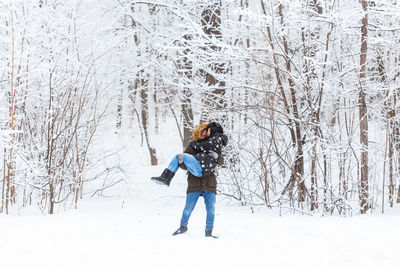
{"left": 151, "top": 168, "right": 175, "bottom": 186}
{"left": 172, "top": 225, "right": 188, "bottom": 236}
{"left": 205, "top": 229, "right": 212, "bottom": 237}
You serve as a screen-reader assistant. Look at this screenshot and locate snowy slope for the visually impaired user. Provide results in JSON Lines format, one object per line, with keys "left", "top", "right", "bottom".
{"left": 1, "top": 164, "right": 400, "bottom": 267}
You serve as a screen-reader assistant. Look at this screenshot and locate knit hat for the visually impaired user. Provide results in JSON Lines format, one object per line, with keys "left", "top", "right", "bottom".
{"left": 208, "top": 122, "right": 223, "bottom": 135}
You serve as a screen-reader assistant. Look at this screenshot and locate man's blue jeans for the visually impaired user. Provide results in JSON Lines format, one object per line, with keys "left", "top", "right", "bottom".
{"left": 167, "top": 153, "right": 202, "bottom": 177}
{"left": 180, "top": 190, "right": 216, "bottom": 231}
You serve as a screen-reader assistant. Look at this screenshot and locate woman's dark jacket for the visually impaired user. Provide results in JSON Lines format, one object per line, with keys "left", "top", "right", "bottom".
{"left": 188, "top": 133, "right": 228, "bottom": 177}
{"left": 179, "top": 145, "right": 224, "bottom": 194}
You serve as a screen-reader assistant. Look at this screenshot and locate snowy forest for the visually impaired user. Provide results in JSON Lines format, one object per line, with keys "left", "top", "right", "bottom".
{"left": 1, "top": 0, "right": 400, "bottom": 216}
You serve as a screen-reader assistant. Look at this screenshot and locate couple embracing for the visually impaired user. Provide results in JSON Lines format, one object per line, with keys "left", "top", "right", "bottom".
{"left": 151, "top": 122, "right": 228, "bottom": 237}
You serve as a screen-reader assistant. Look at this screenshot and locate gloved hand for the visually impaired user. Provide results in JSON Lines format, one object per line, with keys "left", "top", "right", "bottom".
{"left": 177, "top": 153, "right": 184, "bottom": 164}
{"left": 208, "top": 151, "right": 219, "bottom": 159}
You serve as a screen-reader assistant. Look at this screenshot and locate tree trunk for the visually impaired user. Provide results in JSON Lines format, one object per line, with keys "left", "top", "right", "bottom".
{"left": 3, "top": 7, "right": 17, "bottom": 214}
{"left": 180, "top": 34, "right": 194, "bottom": 148}
{"left": 182, "top": 89, "right": 194, "bottom": 147}
{"left": 394, "top": 90, "right": 400, "bottom": 203}
{"left": 201, "top": 1, "right": 226, "bottom": 122}
{"left": 141, "top": 84, "right": 158, "bottom": 166}
{"left": 153, "top": 82, "right": 159, "bottom": 135}
{"left": 278, "top": 4, "right": 307, "bottom": 203}
{"left": 358, "top": 0, "right": 369, "bottom": 214}
{"left": 116, "top": 87, "right": 123, "bottom": 130}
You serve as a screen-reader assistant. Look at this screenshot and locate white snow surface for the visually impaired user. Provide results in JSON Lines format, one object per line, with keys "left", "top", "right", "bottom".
{"left": 1, "top": 164, "right": 400, "bottom": 267}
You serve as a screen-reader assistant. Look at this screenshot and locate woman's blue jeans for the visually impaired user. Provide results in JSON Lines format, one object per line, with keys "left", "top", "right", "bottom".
{"left": 180, "top": 190, "right": 216, "bottom": 231}
{"left": 167, "top": 153, "right": 202, "bottom": 177}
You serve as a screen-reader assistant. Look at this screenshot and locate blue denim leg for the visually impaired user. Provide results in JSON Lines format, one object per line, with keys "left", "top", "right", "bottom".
{"left": 167, "top": 153, "right": 202, "bottom": 177}
{"left": 180, "top": 191, "right": 202, "bottom": 227}
{"left": 167, "top": 155, "right": 180, "bottom": 173}
{"left": 183, "top": 153, "right": 202, "bottom": 177}
{"left": 203, "top": 191, "right": 216, "bottom": 230}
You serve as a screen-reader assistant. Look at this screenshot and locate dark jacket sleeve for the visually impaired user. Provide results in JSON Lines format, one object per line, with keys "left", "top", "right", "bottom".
{"left": 189, "top": 138, "right": 210, "bottom": 152}
{"left": 189, "top": 134, "right": 227, "bottom": 153}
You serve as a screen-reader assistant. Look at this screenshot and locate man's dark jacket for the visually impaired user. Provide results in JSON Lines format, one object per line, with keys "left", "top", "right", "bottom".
{"left": 179, "top": 145, "right": 223, "bottom": 194}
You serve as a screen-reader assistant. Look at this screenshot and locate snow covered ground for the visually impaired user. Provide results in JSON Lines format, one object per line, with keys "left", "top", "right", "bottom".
{"left": 1, "top": 164, "right": 400, "bottom": 267}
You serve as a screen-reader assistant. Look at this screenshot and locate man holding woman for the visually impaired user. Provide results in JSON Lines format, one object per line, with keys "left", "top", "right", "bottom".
{"left": 151, "top": 122, "right": 227, "bottom": 237}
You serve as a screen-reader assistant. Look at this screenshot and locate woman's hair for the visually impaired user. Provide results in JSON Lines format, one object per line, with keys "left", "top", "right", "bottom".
{"left": 192, "top": 122, "right": 210, "bottom": 141}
